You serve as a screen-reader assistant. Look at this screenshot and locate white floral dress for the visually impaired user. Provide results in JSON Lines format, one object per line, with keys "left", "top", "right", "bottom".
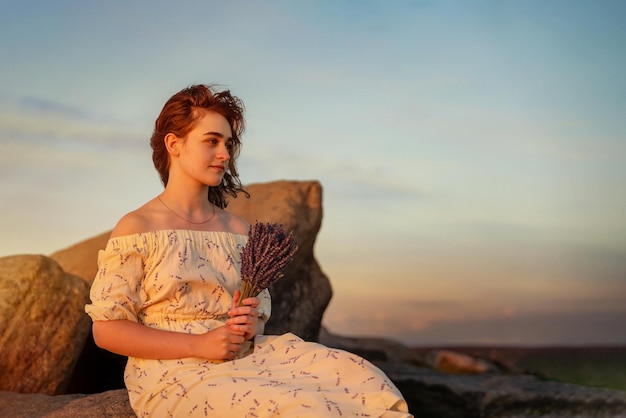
{"left": 85, "top": 230, "right": 411, "bottom": 417}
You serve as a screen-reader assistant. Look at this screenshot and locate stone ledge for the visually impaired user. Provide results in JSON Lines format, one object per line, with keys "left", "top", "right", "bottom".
{"left": 0, "top": 389, "right": 134, "bottom": 418}
{"left": 377, "top": 361, "right": 626, "bottom": 418}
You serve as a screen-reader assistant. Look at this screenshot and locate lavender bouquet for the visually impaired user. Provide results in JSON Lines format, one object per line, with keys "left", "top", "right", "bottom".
{"left": 238, "top": 222, "right": 298, "bottom": 306}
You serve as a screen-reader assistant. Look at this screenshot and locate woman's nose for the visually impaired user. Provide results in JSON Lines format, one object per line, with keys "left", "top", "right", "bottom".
{"left": 217, "top": 144, "right": 230, "bottom": 161}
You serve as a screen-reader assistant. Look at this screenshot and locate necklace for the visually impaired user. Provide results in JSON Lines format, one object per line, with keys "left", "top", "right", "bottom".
{"left": 157, "top": 195, "right": 216, "bottom": 225}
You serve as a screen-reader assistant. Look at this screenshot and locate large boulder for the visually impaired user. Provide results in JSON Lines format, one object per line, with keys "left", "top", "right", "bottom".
{"left": 51, "top": 232, "right": 110, "bottom": 285}
{"left": 226, "top": 180, "right": 331, "bottom": 341}
{"left": 0, "top": 255, "right": 91, "bottom": 395}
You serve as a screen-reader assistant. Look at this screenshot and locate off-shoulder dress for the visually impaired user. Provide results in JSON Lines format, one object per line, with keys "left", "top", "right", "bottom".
{"left": 85, "top": 229, "right": 411, "bottom": 417}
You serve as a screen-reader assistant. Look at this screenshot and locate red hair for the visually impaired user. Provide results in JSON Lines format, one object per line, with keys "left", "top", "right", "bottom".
{"left": 150, "top": 84, "right": 248, "bottom": 208}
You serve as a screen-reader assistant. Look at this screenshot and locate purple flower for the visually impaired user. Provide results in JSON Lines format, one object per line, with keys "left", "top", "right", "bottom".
{"left": 238, "top": 222, "right": 298, "bottom": 304}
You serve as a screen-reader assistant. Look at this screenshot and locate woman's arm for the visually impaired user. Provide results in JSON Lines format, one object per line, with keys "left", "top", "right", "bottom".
{"left": 92, "top": 320, "right": 246, "bottom": 361}
{"left": 92, "top": 294, "right": 263, "bottom": 360}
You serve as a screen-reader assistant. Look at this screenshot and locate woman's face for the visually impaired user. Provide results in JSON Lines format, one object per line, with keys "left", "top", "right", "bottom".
{"left": 176, "top": 110, "right": 233, "bottom": 187}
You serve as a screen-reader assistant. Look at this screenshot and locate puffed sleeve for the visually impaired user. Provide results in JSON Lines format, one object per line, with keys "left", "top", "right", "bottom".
{"left": 85, "top": 236, "right": 146, "bottom": 322}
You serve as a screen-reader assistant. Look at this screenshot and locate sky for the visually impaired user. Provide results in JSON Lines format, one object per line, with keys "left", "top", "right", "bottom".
{"left": 1, "top": 0, "right": 625, "bottom": 347}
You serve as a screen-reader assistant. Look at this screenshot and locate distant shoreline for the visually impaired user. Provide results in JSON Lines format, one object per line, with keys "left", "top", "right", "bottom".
{"left": 412, "top": 344, "right": 626, "bottom": 351}
{"left": 412, "top": 345, "right": 626, "bottom": 391}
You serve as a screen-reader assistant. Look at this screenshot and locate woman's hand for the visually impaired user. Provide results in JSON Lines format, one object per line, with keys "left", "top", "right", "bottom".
{"left": 196, "top": 325, "right": 245, "bottom": 361}
{"left": 226, "top": 290, "right": 260, "bottom": 341}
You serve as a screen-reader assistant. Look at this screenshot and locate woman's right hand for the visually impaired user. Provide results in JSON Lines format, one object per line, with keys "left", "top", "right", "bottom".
{"left": 196, "top": 325, "right": 245, "bottom": 360}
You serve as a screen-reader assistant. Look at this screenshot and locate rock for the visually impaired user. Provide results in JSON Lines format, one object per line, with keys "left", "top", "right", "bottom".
{"left": 378, "top": 362, "right": 626, "bottom": 418}
{"left": 319, "top": 327, "right": 427, "bottom": 366}
{"left": 426, "top": 349, "right": 501, "bottom": 374}
{"left": 0, "top": 255, "right": 91, "bottom": 395}
{"left": 0, "top": 389, "right": 134, "bottom": 418}
{"left": 226, "top": 180, "right": 332, "bottom": 342}
{"left": 51, "top": 232, "right": 110, "bottom": 285}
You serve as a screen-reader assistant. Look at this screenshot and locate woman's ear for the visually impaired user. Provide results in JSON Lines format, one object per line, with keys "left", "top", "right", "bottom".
{"left": 164, "top": 133, "right": 181, "bottom": 156}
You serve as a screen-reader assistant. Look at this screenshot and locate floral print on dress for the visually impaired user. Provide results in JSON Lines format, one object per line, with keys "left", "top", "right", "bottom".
{"left": 86, "top": 230, "right": 411, "bottom": 417}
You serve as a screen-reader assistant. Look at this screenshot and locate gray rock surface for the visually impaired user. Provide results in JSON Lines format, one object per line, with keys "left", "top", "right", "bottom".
{"left": 378, "top": 361, "right": 626, "bottom": 418}
{"left": 319, "top": 326, "right": 427, "bottom": 366}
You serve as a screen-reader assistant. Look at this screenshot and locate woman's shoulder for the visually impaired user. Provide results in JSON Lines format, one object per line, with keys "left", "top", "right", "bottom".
{"left": 110, "top": 201, "right": 160, "bottom": 239}
{"left": 217, "top": 208, "right": 250, "bottom": 236}
{"left": 109, "top": 199, "right": 250, "bottom": 238}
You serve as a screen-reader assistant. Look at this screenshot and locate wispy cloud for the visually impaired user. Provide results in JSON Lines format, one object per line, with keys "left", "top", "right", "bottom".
{"left": 405, "top": 309, "right": 626, "bottom": 346}
{"left": 324, "top": 293, "right": 626, "bottom": 346}
{"left": 0, "top": 96, "right": 144, "bottom": 150}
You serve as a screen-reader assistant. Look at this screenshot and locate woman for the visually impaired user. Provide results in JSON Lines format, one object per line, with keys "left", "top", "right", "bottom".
{"left": 86, "top": 84, "right": 412, "bottom": 417}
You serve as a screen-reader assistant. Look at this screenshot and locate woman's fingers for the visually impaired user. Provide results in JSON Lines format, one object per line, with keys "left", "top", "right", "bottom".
{"left": 243, "top": 296, "right": 261, "bottom": 308}
{"left": 228, "top": 306, "right": 259, "bottom": 320}
{"left": 225, "top": 296, "right": 261, "bottom": 344}
{"left": 230, "top": 292, "right": 259, "bottom": 310}
{"left": 228, "top": 323, "right": 251, "bottom": 334}
{"left": 226, "top": 313, "right": 257, "bottom": 331}
{"left": 226, "top": 314, "right": 250, "bottom": 325}
{"left": 232, "top": 289, "right": 241, "bottom": 309}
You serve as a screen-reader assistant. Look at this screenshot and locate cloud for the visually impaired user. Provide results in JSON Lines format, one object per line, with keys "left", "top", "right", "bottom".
{"left": 240, "top": 147, "right": 425, "bottom": 204}
{"left": 0, "top": 96, "right": 161, "bottom": 257}
{"left": 0, "top": 96, "right": 145, "bottom": 150}
{"left": 405, "top": 309, "right": 626, "bottom": 347}
{"left": 12, "top": 96, "right": 89, "bottom": 117}
{"left": 324, "top": 292, "right": 626, "bottom": 347}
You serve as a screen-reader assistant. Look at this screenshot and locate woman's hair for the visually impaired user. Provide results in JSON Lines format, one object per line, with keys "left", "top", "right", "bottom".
{"left": 150, "top": 84, "right": 249, "bottom": 208}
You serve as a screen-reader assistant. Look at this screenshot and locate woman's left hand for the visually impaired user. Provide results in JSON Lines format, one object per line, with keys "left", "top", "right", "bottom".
{"left": 227, "top": 290, "right": 260, "bottom": 341}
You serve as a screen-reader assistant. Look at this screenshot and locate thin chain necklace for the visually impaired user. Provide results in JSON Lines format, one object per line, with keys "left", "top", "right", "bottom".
{"left": 157, "top": 195, "right": 216, "bottom": 225}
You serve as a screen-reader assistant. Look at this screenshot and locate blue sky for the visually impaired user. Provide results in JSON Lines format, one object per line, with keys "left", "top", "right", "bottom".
{"left": 1, "top": 1, "right": 625, "bottom": 346}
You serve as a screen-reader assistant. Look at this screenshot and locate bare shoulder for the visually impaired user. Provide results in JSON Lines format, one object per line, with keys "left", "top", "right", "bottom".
{"left": 110, "top": 202, "right": 159, "bottom": 238}
{"left": 219, "top": 209, "right": 250, "bottom": 235}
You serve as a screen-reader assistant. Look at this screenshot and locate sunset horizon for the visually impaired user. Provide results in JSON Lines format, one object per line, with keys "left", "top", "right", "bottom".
{"left": 2, "top": 1, "right": 625, "bottom": 348}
